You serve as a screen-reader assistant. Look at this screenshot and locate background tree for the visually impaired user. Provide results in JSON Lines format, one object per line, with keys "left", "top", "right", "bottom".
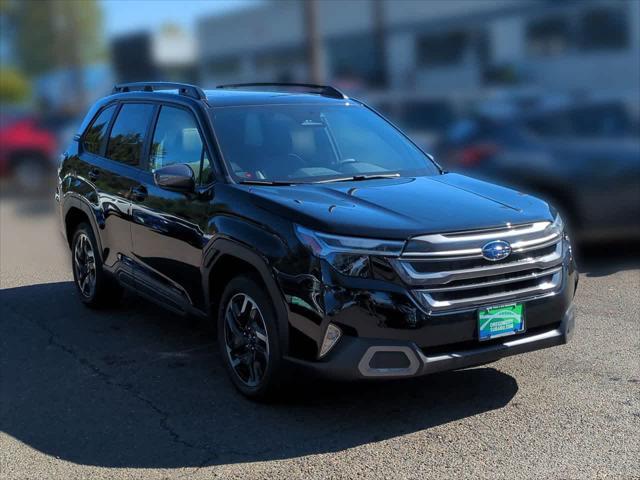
{"left": 0, "top": 68, "right": 30, "bottom": 103}
{"left": 14, "top": 0, "right": 103, "bottom": 76}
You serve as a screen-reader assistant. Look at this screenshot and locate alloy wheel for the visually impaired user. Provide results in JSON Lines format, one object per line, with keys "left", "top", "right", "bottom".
{"left": 74, "top": 233, "right": 96, "bottom": 298}
{"left": 224, "top": 293, "right": 270, "bottom": 387}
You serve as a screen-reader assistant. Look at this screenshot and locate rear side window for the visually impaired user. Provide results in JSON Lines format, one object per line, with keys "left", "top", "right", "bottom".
{"left": 107, "top": 103, "right": 155, "bottom": 166}
{"left": 83, "top": 105, "right": 116, "bottom": 155}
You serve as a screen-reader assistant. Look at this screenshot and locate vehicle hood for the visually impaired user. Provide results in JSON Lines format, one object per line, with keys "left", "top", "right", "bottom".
{"left": 243, "top": 173, "right": 555, "bottom": 239}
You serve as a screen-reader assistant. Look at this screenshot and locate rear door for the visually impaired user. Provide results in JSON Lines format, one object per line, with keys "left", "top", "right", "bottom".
{"left": 130, "top": 103, "right": 216, "bottom": 312}
{"left": 91, "top": 102, "right": 156, "bottom": 283}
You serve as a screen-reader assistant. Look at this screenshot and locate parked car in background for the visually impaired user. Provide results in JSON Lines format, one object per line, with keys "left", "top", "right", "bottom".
{"left": 0, "top": 110, "right": 58, "bottom": 193}
{"left": 368, "top": 93, "right": 462, "bottom": 152}
{"left": 435, "top": 99, "right": 640, "bottom": 242}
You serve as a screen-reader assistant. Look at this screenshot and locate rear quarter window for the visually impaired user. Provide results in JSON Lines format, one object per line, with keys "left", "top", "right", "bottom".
{"left": 83, "top": 105, "right": 116, "bottom": 155}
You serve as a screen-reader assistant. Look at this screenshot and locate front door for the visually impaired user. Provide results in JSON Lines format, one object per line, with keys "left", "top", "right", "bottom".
{"left": 130, "top": 104, "right": 215, "bottom": 313}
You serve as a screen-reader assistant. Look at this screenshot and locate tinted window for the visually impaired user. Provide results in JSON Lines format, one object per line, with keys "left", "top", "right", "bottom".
{"left": 150, "top": 106, "right": 211, "bottom": 182}
{"left": 83, "top": 105, "right": 116, "bottom": 155}
{"left": 107, "top": 103, "right": 154, "bottom": 166}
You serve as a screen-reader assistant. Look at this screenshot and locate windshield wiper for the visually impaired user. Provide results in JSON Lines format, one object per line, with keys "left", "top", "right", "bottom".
{"left": 238, "top": 179, "right": 297, "bottom": 186}
{"left": 315, "top": 173, "right": 401, "bottom": 184}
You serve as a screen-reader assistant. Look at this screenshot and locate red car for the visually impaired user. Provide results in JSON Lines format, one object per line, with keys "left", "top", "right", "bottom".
{"left": 0, "top": 112, "right": 58, "bottom": 192}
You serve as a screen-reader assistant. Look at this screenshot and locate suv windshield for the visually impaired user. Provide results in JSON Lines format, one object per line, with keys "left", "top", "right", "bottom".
{"left": 210, "top": 103, "right": 440, "bottom": 183}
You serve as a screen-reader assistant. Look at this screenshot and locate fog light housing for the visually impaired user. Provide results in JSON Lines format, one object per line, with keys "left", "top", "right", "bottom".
{"left": 319, "top": 323, "right": 342, "bottom": 358}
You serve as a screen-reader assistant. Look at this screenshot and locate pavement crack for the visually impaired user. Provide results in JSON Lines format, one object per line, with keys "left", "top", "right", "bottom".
{"left": 23, "top": 312, "right": 215, "bottom": 458}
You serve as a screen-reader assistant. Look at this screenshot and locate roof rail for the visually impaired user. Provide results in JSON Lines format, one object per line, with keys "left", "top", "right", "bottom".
{"left": 216, "top": 82, "right": 348, "bottom": 100}
{"left": 112, "top": 82, "right": 207, "bottom": 100}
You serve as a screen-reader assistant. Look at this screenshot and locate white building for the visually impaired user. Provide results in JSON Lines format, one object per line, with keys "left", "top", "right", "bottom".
{"left": 198, "top": 0, "right": 640, "bottom": 102}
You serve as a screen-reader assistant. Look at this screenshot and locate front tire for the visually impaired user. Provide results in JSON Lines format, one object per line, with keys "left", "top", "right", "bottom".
{"left": 217, "top": 275, "right": 286, "bottom": 400}
{"left": 71, "top": 223, "right": 121, "bottom": 308}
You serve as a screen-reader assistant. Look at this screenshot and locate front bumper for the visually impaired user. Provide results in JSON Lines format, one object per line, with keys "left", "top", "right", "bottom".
{"left": 286, "top": 302, "right": 575, "bottom": 380}
{"left": 280, "top": 232, "right": 578, "bottom": 381}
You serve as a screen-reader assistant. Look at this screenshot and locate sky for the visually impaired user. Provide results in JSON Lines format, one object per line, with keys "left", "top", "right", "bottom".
{"left": 101, "top": 0, "right": 261, "bottom": 37}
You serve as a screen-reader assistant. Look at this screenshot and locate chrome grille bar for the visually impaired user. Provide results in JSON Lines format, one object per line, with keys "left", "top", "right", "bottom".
{"left": 424, "top": 266, "right": 562, "bottom": 292}
{"left": 411, "top": 221, "right": 550, "bottom": 243}
{"left": 402, "top": 221, "right": 562, "bottom": 258}
{"left": 392, "top": 242, "right": 563, "bottom": 286}
{"left": 415, "top": 272, "right": 562, "bottom": 312}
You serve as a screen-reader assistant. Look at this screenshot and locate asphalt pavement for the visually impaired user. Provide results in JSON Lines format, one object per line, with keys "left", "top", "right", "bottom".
{"left": 1, "top": 196, "right": 638, "bottom": 480}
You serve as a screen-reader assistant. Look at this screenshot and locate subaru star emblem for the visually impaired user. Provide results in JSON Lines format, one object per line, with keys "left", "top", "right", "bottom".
{"left": 481, "top": 240, "right": 512, "bottom": 261}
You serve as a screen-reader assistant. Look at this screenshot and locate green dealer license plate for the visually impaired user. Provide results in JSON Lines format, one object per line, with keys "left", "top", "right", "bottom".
{"left": 478, "top": 304, "right": 524, "bottom": 341}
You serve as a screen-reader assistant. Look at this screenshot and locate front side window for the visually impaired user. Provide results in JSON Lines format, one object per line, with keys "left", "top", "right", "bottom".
{"left": 106, "top": 103, "right": 155, "bottom": 166}
{"left": 210, "top": 103, "right": 440, "bottom": 183}
{"left": 83, "top": 105, "right": 116, "bottom": 155}
{"left": 150, "top": 105, "right": 210, "bottom": 183}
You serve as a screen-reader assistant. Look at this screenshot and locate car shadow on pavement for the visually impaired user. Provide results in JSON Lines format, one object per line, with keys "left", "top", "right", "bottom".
{"left": 1, "top": 281, "right": 518, "bottom": 469}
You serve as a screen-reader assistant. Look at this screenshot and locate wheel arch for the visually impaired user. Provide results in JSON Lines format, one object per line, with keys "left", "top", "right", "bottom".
{"left": 62, "top": 196, "right": 106, "bottom": 260}
{"left": 203, "top": 238, "right": 290, "bottom": 352}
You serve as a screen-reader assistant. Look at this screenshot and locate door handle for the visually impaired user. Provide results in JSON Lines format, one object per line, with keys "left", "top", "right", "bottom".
{"left": 130, "top": 185, "right": 147, "bottom": 202}
{"left": 88, "top": 168, "right": 100, "bottom": 181}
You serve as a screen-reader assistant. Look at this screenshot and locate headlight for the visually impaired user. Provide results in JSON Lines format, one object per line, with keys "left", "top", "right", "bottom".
{"left": 295, "top": 225, "right": 404, "bottom": 277}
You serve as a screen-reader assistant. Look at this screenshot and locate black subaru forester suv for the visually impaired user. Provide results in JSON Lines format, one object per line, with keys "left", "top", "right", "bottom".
{"left": 57, "top": 82, "right": 578, "bottom": 399}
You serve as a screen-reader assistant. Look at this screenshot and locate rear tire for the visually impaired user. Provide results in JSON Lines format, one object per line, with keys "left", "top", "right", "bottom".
{"left": 71, "top": 223, "right": 122, "bottom": 308}
{"left": 217, "top": 275, "right": 287, "bottom": 401}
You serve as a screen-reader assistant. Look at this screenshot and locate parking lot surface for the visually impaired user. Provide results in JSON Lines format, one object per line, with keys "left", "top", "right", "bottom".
{"left": 1, "top": 197, "right": 638, "bottom": 480}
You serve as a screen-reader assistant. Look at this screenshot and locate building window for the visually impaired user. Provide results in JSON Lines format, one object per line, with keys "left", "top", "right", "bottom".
{"left": 526, "top": 15, "right": 571, "bottom": 56}
{"left": 328, "top": 34, "right": 384, "bottom": 86}
{"left": 207, "top": 58, "right": 240, "bottom": 78}
{"left": 416, "top": 31, "right": 470, "bottom": 67}
{"left": 579, "top": 6, "right": 629, "bottom": 51}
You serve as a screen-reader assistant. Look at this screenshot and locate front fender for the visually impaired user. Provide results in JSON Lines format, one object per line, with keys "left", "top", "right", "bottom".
{"left": 202, "top": 234, "right": 290, "bottom": 352}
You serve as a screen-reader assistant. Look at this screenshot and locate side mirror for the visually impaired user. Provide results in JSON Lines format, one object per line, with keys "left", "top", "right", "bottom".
{"left": 153, "top": 164, "right": 195, "bottom": 192}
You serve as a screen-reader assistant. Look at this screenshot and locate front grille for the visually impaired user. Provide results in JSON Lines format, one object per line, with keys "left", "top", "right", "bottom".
{"left": 393, "top": 220, "right": 565, "bottom": 314}
{"left": 406, "top": 244, "right": 558, "bottom": 274}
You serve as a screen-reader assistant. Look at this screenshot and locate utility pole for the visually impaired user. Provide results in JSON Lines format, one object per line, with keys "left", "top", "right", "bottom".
{"left": 52, "top": 0, "right": 85, "bottom": 113}
{"left": 372, "top": 0, "right": 387, "bottom": 87}
{"left": 304, "top": 0, "right": 324, "bottom": 84}
{"left": 66, "top": 5, "right": 86, "bottom": 113}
